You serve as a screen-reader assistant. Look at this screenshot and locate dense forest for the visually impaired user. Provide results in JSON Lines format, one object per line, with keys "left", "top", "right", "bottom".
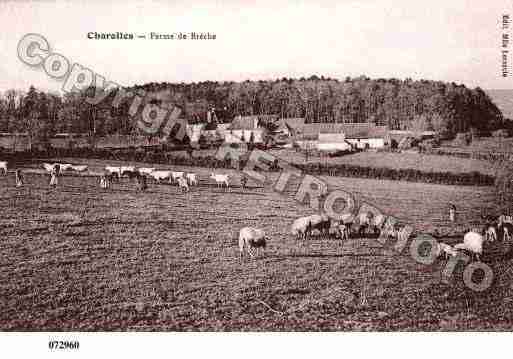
{"left": 0, "top": 76, "right": 505, "bottom": 142}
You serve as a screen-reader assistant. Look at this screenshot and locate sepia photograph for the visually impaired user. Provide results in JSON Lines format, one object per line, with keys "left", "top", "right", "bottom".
{"left": 0, "top": 0, "right": 513, "bottom": 355}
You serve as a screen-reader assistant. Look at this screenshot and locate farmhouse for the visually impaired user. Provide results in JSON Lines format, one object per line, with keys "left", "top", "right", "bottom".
{"left": 275, "top": 118, "right": 305, "bottom": 137}
{"left": 292, "top": 123, "right": 389, "bottom": 150}
{"left": 341, "top": 123, "right": 390, "bottom": 149}
{"left": 224, "top": 115, "right": 267, "bottom": 144}
{"left": 317, "top": 133, "right": 352, "bottom": 151}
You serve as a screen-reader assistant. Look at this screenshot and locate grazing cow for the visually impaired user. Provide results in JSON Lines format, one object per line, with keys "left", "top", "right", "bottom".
{"left": 70, "top": 165, "right": 88, "bottom": 172}
{"left": 498, "top": 214, "right": 513, "bottom": 229}
{"left": 149, "top": 170, "right": 172, "bottom": 183}
{"left": 238, "top": 227, "right": 269, "bottom": 260}
{"left": 43, "top": 163, "right": 56, "bottom": 172}
{"left": 136, "top": 174, "right": 148, "bottom": 191}
{"left": 240, "top": 176, "right": 248, "bottom": 189}
{"left": 138, "top": 167, "right": 155, "bottom": 175}
{"left": 356, "top": 211, "right": 373, "bottom": 236}
{"left": 485, "top": 225, "right": 497, "bottom": 242}
{"left": 371, "top": 214, "right": 387, "bottom": 234}
{"left": 436, "top": 242, "right": 458, "bottom": 259}
{"left": 311, "top": 213, "right": 331, "bottom": 238}
{"left": 454, "top": 231, "right": 487, "bottom": 261}
{"left": 0, "top": 161, "right": 7, "bottom": 175}
{"left": 210, "top": 173, "right": 230, "bottom": 188}
{"left": 394, "top": 225, "right": 412, "bottom": 244}
{"left": 105, "top": 166, "right": 122, "bottom": 179}
{"left": 177, "top": 176, "right": 189, "bottom": 192}
{"left": 331, "top": 221, "right": 350, "bottom": 241}
{"left": 500, "top": 222, "right": 513, "bottom": 242}
{"left": 120, "top": 170, "right": 140, "bottom": 181}
{"left": 59, "top": 163, "right": 73, "bottom": 172}
{"left": 340, "top": 213, "right": 354, "bottom": 233}
{"left": 186, "top": 173, "right": 198, "bottom": 186}
{"left": 120, "top": 165, "right": 135, "bottom": 173}
{"left": 291, "top": 216, "right": 314, "bottom": 240}
{"left": 380, "top": 221, "right": 398, "bottom": 240}
{"left": 120, "top": 166, "right": 136, "bottom": 178}
{"left": 291, "top": 214, "right": 324, "bottom": 240}
{"left": 170, "top": 171, "right": 184, "bottom": 184}
{"left": 15, "top": 169, "right": 23, "bottom": 187}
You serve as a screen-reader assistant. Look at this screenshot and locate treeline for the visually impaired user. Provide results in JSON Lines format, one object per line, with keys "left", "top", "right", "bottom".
{"left": 3, "top": 146, "right": 494, "bottom": 187}
{"left": 0, "top": 76, "right": 505, "bottom": 143}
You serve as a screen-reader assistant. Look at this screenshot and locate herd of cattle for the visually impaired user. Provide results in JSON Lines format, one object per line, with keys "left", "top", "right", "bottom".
{"left": 2, "top": 160, "right": 513, "bottom": 264}
{"left": 240, "top": 212, "right": 513, "bottom": 262}
{"left": 0, "top": 160, "right": 234, "bottom": 192}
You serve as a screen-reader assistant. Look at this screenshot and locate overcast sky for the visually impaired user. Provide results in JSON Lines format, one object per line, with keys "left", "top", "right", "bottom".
{"left": 0, "top": 0, "right": 512, "bottom": 93}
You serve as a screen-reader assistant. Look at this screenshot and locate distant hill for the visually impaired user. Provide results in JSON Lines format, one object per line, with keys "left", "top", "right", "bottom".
{"left": 486, "top": 89, "right": 513, "bottom": 120}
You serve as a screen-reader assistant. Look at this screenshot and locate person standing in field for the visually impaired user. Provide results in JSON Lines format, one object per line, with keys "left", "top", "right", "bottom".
{"left": 99, "top": 174, "right": 109, "bottom": 189}
{"left": 449, "top": 204, "right": 456, "bottom": 222}
{"left": 49, "top": 166, "right": 58, "bottom": 188}
{"left": 15, "top": 169, "right": 23, "bottom": 187}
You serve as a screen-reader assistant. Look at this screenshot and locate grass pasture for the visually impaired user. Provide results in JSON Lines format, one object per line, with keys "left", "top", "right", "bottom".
{"left": 267, "top": 149, "right": 498, "bottom": 177}
{"left": 1, "top": 158, "right": 513, "bottom": 330}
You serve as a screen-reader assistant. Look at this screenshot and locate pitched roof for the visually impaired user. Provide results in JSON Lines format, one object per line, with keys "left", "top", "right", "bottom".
{"left": 229, "top": 116, "right": 259, "bottom": 130}
{"left": 295, "top": 123, "right": 347, "bottom": 140}
{"left": 229, "top": 115, "right": 279, "bottom": 130}
{"left": 295, "top": 123, "right": 389, "bottom": 140}
{"left": 341, "top": 124, "right": 389, "bottom": 139}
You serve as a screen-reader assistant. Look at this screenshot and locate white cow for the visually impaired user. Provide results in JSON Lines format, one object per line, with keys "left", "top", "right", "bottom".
{"left": 498, "top": 214, "right": 513, "bottom": 229}
{"left": 186, "top": 173, "right": 198, "bottom": 186}
{"left": 149, "top": 170, "right": 172, "bottom": 183}
{"left": 485, "top": 225, "right": 497, "bottom": 242}
{"left": 59, "top": 163, "right": 73, "bottom": 171}
{"left": 238, "top": 227, "right": 269, "bottom": 260}
{"left": 120, "top": 166, "right": 136, "bottom": 177}
{"left": 0, "top": 161, "right": 7, "bottom": 175}
{"left": 356, "top": 211, "right": 374, "bottom": 236}
{"left": 177, "top": 176, "right": 189, "bottom": 192}
{"left": 170, "top": 171, "right": 184, "bottom": 184}
{"left": 43, "top": 163, "right": 56, "bottom": 172}
{"left": 210, "top": 173, "right": 230, "bottom": 188}
{"left": 454, "top": 231, "right": 487, "bottom": 261}
{"left": 105, "top": 166, "right": 122, "bottom": 178}
{"left": 436, "top": 242, "right": 458, "bottom": 259}
{"left": 70, "top": 165, "right": 88, "bottom": 172}
{"left": 138, "top": 167, "right": 155, "bottom": 175}
{"left": 291, "top": 214, "right": 324, "bottom": 240}
{"left": 330, "top": 221, "right": 350, "bottom": 241}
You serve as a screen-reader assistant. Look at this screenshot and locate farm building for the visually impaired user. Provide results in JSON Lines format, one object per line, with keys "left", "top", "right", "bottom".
{"left": 292, "top": 123, "right": 389, "bottom": 150}
{"left": 389, "top": 130, "right": 436, "bottom": 143}
{"left": 293, "top": 123, "right": 346, "bottom": 150}
{"left": 0, "top": 132, "right": 31, "bottom": 152}
{"left": 275, "top": 117, "right": 305, "bottom": 137}
{"left": 224, "top": 115, "right": 267, "bottom": 144}
{"left": 317, "top": 133, "right": 352, "bottom": 151}
{"left": 49, "top": 133, "right": 91, "bottom": 149}
{"left": 341, "top": 123, "right": 390, "bottom": 149}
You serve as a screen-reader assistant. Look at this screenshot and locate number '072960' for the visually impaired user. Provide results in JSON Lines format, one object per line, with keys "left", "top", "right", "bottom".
{"left": 48, "top": 340, "right": 79, "bottom": 350}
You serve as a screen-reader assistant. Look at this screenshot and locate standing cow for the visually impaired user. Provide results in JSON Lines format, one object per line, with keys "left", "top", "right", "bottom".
{"left": 238, "top": 227, "right": 269, "bottom": 260}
